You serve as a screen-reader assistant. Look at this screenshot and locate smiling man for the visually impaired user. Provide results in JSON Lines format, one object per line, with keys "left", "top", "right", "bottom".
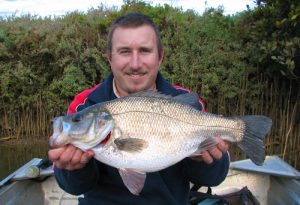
{"left": 48, "top": 12, "right": 230, "bottom": 205}
{"left": 109, "top": 24, "right": 163, "bottom": 96}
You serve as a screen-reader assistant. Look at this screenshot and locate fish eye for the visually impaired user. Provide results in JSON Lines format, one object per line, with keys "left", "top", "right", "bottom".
{"left": 72, "top": 114, "right": 83, "bottom": 122}
{"left": 100, "top": 112, "right": 111, "bottom": 120}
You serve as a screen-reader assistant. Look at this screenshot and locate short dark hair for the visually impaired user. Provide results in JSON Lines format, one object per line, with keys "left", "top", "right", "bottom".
{"left": 107, "top": 12, "right": 163, "bottom": 58}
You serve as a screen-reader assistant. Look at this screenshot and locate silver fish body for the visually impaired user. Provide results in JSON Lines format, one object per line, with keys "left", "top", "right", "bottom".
{"left": 50, "top": 91, "right": 272, "bottom": 195}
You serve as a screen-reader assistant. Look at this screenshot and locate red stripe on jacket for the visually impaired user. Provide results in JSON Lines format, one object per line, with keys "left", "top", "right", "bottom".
{"left": 67, "top": 84, "right": 101, "bottom": 114}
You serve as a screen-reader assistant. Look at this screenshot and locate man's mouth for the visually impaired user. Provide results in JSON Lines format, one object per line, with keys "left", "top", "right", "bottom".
{"left": 127, "top": 71, "right": 146, "bottom": 77}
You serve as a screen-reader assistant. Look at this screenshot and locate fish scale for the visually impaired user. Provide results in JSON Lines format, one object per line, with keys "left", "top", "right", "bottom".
{"left": 103, "top": 112, "right": 197, "bottom": 170}
{"left": 106, "top": 96, "right": 244, "bottom": 139}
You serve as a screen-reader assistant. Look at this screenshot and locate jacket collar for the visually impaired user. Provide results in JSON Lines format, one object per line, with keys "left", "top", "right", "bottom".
{"left": 87, "top": 72, "right": 116, "bottom": 104}
{"left": 86, "top": 71, "right": 181, "bottom": 104}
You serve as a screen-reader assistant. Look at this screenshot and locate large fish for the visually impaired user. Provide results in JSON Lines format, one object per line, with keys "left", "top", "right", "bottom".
{"left": 50, "top": 91, "right": 272, "bottom": 195}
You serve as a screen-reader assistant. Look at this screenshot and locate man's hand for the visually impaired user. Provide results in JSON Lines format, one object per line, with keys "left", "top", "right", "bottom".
{"left": 190, "top": 139, "right": 229, "bottom": 164}
{"left": 48, "top": 144, "right": 94, "bottom": 170}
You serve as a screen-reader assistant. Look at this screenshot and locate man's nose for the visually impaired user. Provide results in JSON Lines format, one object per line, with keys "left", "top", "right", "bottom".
{"left": 129, "top": 52, "right": 141, "bottom": 69}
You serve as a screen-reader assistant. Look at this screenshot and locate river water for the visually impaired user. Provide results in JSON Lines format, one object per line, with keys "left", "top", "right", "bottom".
{"left": 0, "top": 140, "right": 49, "bottom": 181}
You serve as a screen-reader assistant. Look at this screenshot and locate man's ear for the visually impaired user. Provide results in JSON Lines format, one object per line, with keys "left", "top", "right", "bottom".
{"left": 159, "top": 48, "right": 165, "bottom": 65}
{"left": 106, "top": 50, "right": 112, "bottom": 64}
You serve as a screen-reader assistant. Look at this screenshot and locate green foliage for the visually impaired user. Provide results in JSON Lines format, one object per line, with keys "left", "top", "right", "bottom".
{"left": 0, "top": 10, "right": 112, "bottom": 113}
{"left": 235, "top": 0, "right": 300, "bottom": 80}
{"left": 49, "top": 64, "right": 87, "bottom": 98}
{"left": 0, "top": 0, "right": 297, "bottom": 112}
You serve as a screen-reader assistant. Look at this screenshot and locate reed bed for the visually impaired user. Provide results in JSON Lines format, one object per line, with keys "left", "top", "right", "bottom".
{"left": 0, "top": 79, "right": 299, "bottom": 170}
{"left": 205, "top": 77, "right": 300, "bottom": 170}
{"left": 0, "top": 97, "right": 53, "bottom": 141}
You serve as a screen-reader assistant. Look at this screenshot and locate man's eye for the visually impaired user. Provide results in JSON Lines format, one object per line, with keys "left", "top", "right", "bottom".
{"left": 119, "top": 50, "right": 130, "bottom": 54}
{"left": 140, "top": 48, "right": 151, "bottom": 54}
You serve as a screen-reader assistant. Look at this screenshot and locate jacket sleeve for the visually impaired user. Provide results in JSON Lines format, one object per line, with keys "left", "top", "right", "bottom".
{"left": 183, "top": 152, "right": 230, "bottom": 187}
{"left": 67, "top": 84, "right": 100, "bottom": 114}
{"left": 54, "top": 159, "right": 100, "bottom": 195}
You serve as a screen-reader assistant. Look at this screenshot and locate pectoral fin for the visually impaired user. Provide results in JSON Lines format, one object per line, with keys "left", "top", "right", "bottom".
{"left": 118, "top": 168, "right": 146, "bottom": 195}
{"left": 114, "top": 138, "right": 148, "bottom": 153}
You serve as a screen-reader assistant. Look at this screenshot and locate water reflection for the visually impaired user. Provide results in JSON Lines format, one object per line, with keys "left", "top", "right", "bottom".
{"left": 0, "top": 140, "right": 49, "bottom": 181}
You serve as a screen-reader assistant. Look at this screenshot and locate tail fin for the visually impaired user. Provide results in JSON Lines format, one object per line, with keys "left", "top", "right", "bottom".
{"left": 237, "top": 115, "right": 272, "bottom": 165}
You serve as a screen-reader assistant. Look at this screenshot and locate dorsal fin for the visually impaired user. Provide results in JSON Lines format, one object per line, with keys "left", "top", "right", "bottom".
{"left": 173, "top": 92, "right": 200, "bottom": 108}
{"left": 129, "top": 91, "right": 172, "bottom": 99}
{"left": 128, "top": 91, "right": 200, "bottom": 108}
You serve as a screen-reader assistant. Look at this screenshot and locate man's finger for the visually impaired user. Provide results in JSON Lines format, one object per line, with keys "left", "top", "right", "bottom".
{"left": 217, "top": 140, "right": 229, "bottom": 153}
{"left": 48, "top": 147, "right": 67, "bottom": 161}
{"left": 80, "top": 150, "right": 95, "bottom": 164}
{"left": 208, "top": 147, "right": 223, "bottom": 160}
{"left": 72, "top": 148, "right": 84, "bottom": 164}
{"left": 86, "top": 150, "right": 95, "bottom": 158}
{"left": 59, "top": 145, "right": 76, "bottom": 163}
{"left": 201, "top": 151, "right": 213, "bottom": 164}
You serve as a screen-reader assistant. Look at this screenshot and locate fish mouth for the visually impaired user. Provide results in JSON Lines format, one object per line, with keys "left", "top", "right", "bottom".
{"left": 93, "top": 132, "right": 111, "bottom": 150}
{"left": 100, "top": 132, "right": 111, "bottom": 145}
{"left": 49, "top": 133, "right": 70, "bottom": 148}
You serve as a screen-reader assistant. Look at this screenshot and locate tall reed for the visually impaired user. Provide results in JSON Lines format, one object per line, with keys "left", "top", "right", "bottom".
{"left": 204, "top": 77, "right": 300, "bottom": 170}
{"left": 0, "top": 78, "right": 299, "bottom": 170}
{"left": 0, "top": 97, "right": 53, "bottom": 141}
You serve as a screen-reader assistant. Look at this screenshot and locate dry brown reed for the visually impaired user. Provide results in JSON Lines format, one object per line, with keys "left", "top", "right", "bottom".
{"left": 0, "top": 97, "right": 53, "bottom": 142}
{"left": 201, "top": 75, "right": 299, "bottom": 170}
{"left": 0, "top": 78, "right": 299, "bottom": 170}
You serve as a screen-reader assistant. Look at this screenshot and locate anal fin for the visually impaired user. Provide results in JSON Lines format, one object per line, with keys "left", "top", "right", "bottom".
{"left": 119, "top": 168, "right": 146, "bottom": 195}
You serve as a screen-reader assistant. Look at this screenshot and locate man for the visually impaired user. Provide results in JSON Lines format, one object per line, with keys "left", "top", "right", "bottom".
{"left": 48, "top": 12, "right": 230, "bottom": 205}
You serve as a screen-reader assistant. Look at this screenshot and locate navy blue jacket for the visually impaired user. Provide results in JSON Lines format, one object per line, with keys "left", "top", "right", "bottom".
{"left": 54, "top": 72, "right": 230, "bottom": 205}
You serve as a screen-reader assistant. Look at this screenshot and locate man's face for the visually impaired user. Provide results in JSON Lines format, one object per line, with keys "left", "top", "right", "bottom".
{"left": 108, "top": 25, "right": 164, "bottom": 96}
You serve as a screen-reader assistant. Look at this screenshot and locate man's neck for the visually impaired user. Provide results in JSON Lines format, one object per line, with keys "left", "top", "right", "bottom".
{"left": 112, "top": 78, "right": 157, "bottom": 98}
{"left": 112, "top": 78, "right": 122, "bottom": 98}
